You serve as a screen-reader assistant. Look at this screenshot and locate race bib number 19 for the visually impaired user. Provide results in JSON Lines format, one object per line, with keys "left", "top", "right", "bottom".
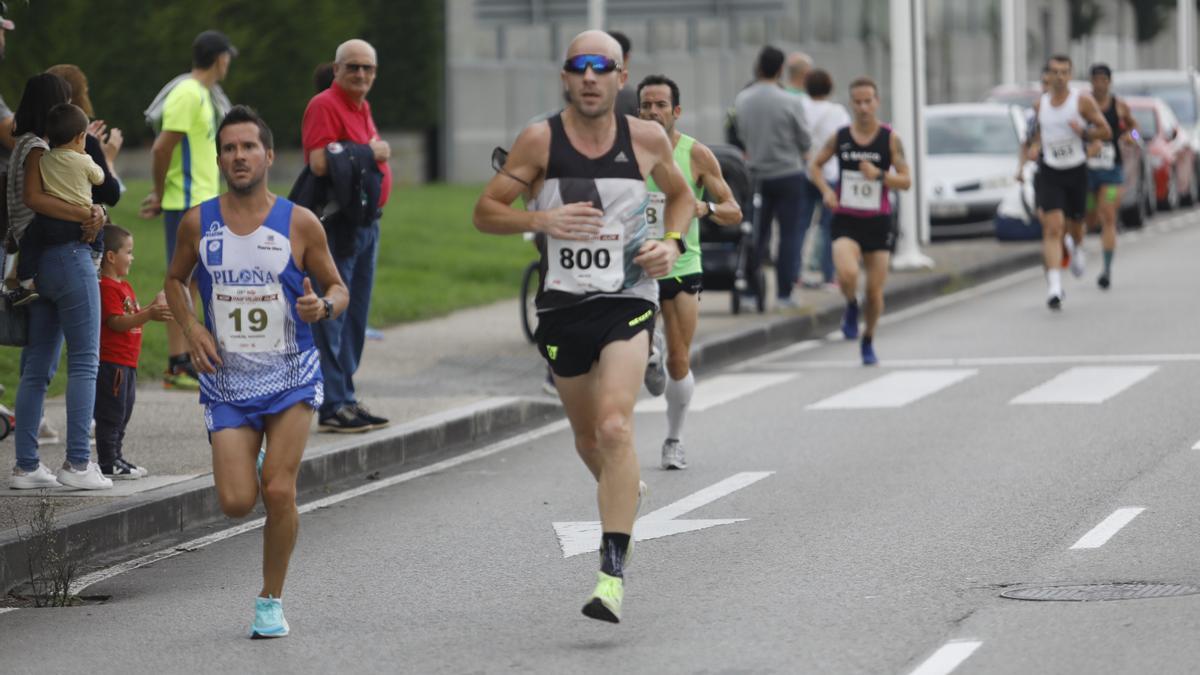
{"left": 841, "top": 169, "right": 883, "bottom": 211}
{"left": 212, "top": 284, "right": 288, "bottom": 353}
{"left": 644, "top": 192, "right": 666, "bottom": 239}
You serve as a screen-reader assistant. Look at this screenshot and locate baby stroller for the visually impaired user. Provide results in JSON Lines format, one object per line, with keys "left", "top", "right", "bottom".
{"left": 699, "top": 144, "right": 766, "bottom": 314}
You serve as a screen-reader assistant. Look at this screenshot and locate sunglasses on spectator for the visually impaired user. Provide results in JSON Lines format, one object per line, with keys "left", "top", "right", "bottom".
{"left": 562, "top": 54, "right": 620, "bottom": 75}
{"left": 341, "top": 62, "right": 377, "bottom": 74}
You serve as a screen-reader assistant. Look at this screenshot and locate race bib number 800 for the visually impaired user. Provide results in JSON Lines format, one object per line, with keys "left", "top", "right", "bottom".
{"left": 212, "top": 284, "right": 288, "bottom": 353}
{"left": 545, "top": 225, "right": 625, "bottom": 294}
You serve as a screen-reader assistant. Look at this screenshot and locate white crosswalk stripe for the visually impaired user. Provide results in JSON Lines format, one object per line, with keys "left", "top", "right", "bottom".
{"left": 1009, "top": 366, "right": 1158, "bottom": 405}
{"left": 636, "top": 373, "right": 796, "bottom": 413}
{"left": 807, "top": 369, "right": 977, "bottom": 410}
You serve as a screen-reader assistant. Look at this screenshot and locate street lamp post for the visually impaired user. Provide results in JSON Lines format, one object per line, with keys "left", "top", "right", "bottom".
{"left": 1001, "top": 0, "right": 1027, "bottom": 85}
{"left": 889, "top": 0, "right": 933, "bottom": 269}
{"left": 589, "top": 0, "right": 606, "bottom": 30}
{"left": 1180, "top": 0, "right": 1195, "bottom": 71}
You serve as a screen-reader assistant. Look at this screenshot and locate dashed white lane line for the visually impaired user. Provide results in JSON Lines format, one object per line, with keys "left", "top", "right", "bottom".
{"left": 1009, "top": 366, "right": 1158, "bottom": 405}
{"left": 636, "top": 373, "right": 796, "bottom": 413}
{"left": 807, "top": 369, "right": 977, "bottom": 410}
{"left": 66, "top": 419, "right": 573, "bottom": 596}
{"left": 908, "top": 640, "right": 983, "bottom": 675}
{"left": 1070, "top": 507, "right": 1146, "bottom": 550}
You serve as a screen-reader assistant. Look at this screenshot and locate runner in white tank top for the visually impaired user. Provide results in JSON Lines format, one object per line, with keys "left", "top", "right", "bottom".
{"left": 1019, "top": 54, "right": 1111, "bottom": 311}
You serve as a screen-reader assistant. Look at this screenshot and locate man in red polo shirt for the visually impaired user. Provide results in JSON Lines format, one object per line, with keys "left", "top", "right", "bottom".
{"left": 302, "top": 38, "right": 392, "bottom": 433}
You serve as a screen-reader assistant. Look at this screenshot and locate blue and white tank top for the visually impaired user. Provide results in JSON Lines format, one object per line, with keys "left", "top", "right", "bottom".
{"left": 195, "top": 196, "right": 321, "bottom": 404}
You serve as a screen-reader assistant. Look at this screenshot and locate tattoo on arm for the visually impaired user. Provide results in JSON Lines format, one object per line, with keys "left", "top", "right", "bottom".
{"left": 892, "top": 135, "right": 905, "bottom": 162}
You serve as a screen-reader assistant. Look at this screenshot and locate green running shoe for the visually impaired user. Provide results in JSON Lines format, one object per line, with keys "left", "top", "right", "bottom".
{"left": 250, "top": 595, "right": 289, "bottom": 639}
{"left": 581, "top": 571, "right": 624, "bottom": 623}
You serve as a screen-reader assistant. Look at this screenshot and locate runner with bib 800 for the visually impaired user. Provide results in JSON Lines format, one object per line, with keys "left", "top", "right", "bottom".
{"left": 1019, "top": 54, "right": 1111, "bottom": 310}
{"left": 473, "top": 31, "right": 693, "bottom": 623}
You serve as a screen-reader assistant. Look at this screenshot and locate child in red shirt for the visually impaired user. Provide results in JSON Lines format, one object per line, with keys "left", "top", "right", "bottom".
{"left": 95, "top": 225, "right": 172, "bottom": 478}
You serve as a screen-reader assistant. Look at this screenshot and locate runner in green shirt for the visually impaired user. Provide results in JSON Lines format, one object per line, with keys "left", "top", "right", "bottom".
{"left": 639, "top": 74, "right": 742, "bottom": 470}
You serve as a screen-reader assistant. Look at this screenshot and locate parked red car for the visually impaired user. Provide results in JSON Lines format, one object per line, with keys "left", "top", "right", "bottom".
{"left": 1125, "top": 96, "right": 1199, "bottom": 209}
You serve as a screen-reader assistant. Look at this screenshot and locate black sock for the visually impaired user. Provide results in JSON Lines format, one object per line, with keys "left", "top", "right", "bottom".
{"left": 847, "top": 299, "right": 858, "bottom": 310}
{"left": 600, "top": 532, "right": 630, "bottom": 578}
{"left": 861, "top": 335, "right": 873, "bottom": 347}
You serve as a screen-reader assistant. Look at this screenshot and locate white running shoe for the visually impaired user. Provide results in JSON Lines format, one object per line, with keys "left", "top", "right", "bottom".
{"left": 10, "top": 463, "right": 62, "bottom": 489}
{"left": 56, "top": 462, "right": 113, "bottom": 490}
{"left": 1069, "top": 246, "right": 1086, "bottom": 278}
{"left": 661, "top": 439, "right": 688, "bottom": 470}
{"left": 37, "top": 418, "right": 60, "bottom": 445}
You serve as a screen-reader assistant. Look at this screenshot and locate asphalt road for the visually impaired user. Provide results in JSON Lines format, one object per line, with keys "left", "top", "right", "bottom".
{"left": 4, "top": 215, "right": 1200, "bottom": 674}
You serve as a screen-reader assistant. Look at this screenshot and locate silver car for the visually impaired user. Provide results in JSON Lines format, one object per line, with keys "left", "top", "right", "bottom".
{"left": 925, "top": 103, "right": 1027, "bottom": 238}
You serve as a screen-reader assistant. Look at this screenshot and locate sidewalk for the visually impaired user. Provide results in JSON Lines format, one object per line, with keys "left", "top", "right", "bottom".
{"left": 0, "top": 235, "right": 1043, "bottom": 592}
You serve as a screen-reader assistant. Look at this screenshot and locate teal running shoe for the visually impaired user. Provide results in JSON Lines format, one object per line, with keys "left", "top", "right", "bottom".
{"left": 250, "top": 595, "right": 289, "bottom": 639}
{"left": 581, "top": 571, "right": 624, "bottom": 623}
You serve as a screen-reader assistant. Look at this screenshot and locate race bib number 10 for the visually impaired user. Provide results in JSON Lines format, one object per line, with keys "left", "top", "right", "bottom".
{"left": 841, "top": 169, "right": 883, "bottom": 211}
{"left": 545, "top": 224, "right": 625, "bottom": 294}
{"left": 212, "top": 284, "right": 288, "bottom": 353}
{"left": 644, "top": 192, "right": 666, "bottom": 239}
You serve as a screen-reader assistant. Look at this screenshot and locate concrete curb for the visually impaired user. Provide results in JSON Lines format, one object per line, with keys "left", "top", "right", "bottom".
{"left": 0, "top": 396, "right": 561, "bottom": 594}
{"left": 689, "top": 246, "right": 1044, "bottom": 374}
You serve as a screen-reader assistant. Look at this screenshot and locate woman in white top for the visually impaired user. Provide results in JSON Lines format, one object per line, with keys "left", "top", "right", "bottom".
{"left": 800, "top": 69, "right": 851, "bottom": 286}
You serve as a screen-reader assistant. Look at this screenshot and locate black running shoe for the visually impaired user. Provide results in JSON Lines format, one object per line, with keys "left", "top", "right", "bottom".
{"left": 352, "top": 403, "right": 390, "bottom": 429}
{"left": 319, "top": 405, "right": 372, "bottom": 433}
{"left": 1097, "top": 274, "right": 1110, "bottom": 290}
{"left": 9, "top": 287, "right": 39, "bottom": 307}
{"left": 1047, "top": 294, "right": 1062, "bottom": 311}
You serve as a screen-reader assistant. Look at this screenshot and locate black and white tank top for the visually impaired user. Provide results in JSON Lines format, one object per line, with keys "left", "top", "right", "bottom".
{"left": 529, "top": 113, "right": 657, "bottom": 313}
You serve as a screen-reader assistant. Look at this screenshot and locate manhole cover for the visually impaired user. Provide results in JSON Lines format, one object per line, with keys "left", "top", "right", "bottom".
{"left": 1001, "top": 583, "right": 1200, "bottom": 602}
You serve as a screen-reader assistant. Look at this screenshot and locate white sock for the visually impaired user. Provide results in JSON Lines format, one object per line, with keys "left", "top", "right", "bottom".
{"left": 1046, "top": 268, "right": 1063, "bottom": 297}
{"left": 1063, "top": 234, "right": 1076, "bottom": 255}
{"left": 665, "top": 370, "right": 695, "bottom": 441}
{"left": 19, "top": 279, "right": 34, "bottom": 290}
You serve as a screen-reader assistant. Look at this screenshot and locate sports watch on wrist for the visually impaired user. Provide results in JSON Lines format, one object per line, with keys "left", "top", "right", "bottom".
{"left": 706, "top": 201, "right": 717, "bottom": 217}
{"left": 664, "top": 230, "right": 686, "bottom": 254}
{"left": 321, "top": 298, "right": 333, "bottom": 320}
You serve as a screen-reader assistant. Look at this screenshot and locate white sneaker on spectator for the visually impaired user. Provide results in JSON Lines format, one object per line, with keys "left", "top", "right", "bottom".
{"left": 38, "top": 418, "right": 60, "bottom": 445}
{"left": 10, "top": 463, "right": 61, "bottom": 489}
{"left": 57, "top": 462, "right": 113, "bottom": 490}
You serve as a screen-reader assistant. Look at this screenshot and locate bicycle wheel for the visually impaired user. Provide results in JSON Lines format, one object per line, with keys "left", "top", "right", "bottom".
{"left": 519, "top": 260, "right": 540, "bottom": 343}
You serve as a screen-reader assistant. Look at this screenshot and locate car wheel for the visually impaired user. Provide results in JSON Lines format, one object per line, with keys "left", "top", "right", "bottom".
{"left": 1190, "top": 170, "right": 1200, "bottom": 206}
{"left": 1161, "top": 168, "right": 1180, "bottom": 210}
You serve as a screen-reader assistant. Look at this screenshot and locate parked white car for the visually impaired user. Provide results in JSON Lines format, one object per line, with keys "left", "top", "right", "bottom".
{"left": 924, "top": 103, "right": 1027, "bottom": 238}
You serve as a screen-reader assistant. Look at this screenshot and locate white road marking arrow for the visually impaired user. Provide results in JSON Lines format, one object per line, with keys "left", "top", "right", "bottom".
{"left": 552, "top": 471, "right": 774, "bottom": 558}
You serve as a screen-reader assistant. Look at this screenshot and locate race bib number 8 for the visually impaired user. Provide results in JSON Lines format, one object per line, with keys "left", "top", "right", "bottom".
{"left": 644, "top": 192, "right": 666, "bottom": 239}
{"left": 841, "top": 169, "right": 883, "bottom": 211}
{"left": 213, "top": 284, "right": 288, "bottom": 353}
{"left": 545, "top": 224, "right": 625, "bottom": 294}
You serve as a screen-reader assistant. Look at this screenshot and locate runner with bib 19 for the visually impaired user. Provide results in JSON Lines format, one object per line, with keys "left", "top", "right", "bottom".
{"left": 472, "top": 30, "right": 694, "bottom": 624}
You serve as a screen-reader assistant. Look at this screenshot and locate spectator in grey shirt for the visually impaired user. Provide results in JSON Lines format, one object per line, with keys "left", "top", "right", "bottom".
{"left": 734, "top": 45, "right": 812, "bottom": 307}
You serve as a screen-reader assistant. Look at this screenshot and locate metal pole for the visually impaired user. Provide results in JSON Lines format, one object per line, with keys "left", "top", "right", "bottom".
{"left": 589, "top": 0, "right": 606, "bottom": 30}
{"left": 1002, "top": 0, "right": 1016, "bottom": 84}
{"left": 1180, "top": 0, "right": 1195, "bottom": 71}
{"left": 889, "top": 0, "right": 933, "bottom": 269}
{"left": 1015, "top": 0, "right": 1026, "bottom": 81}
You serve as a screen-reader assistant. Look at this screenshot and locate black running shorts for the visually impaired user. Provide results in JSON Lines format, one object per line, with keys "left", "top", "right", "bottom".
{"left": 831, "top": 214, "right": 895, "bottom": 253}
{"left": 536, "top": 298, "right": 657, "bottom": 378}
{"left": 657, "top": 273, "right": 703, "bottom": 301}
{"left": 1035, "top": 162, "right": 1088, "bottom": 221}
